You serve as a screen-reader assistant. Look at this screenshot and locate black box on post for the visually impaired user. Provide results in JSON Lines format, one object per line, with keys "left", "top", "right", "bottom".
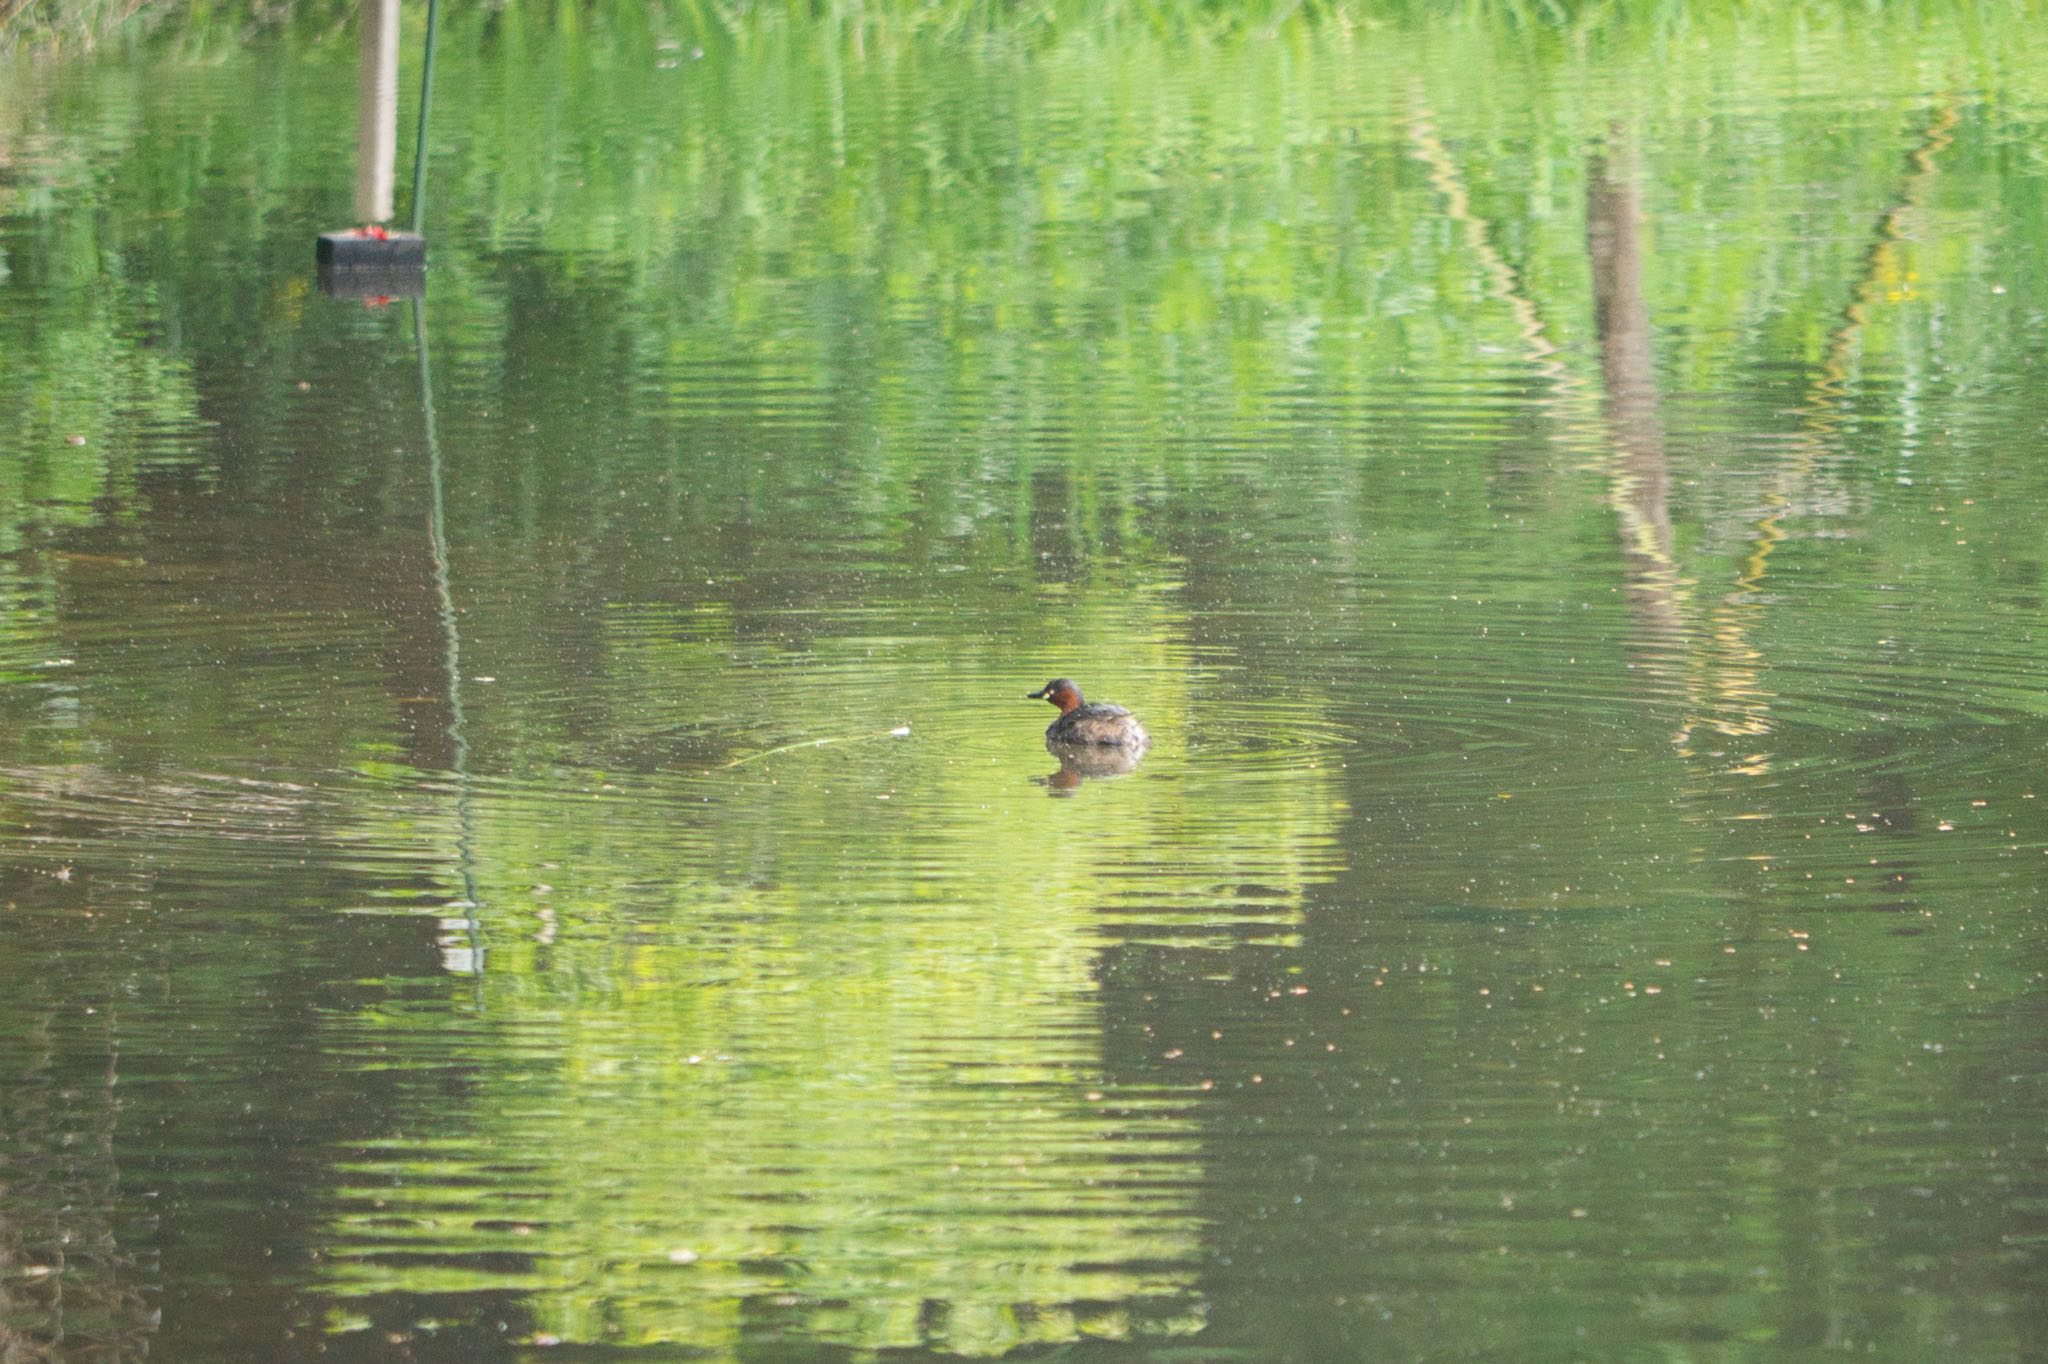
{"left": 316, "top": 229, "right": 427, "bottom": 269}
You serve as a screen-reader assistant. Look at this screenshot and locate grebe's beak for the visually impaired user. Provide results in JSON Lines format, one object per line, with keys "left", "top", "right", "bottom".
{"left": 1025, "top": 685, "right": 1048, "bottom": 700}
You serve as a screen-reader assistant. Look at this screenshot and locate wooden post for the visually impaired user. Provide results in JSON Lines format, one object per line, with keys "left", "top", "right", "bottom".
{"left": 320, "top": 0, "right": 424, "bottom": 286}
{"left": 353, "top": 0, "right": 401, "bottom": 225}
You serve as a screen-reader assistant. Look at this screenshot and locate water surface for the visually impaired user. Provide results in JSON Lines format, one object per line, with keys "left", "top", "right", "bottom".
{"left": 2, "top": 5, "right": 2046, "bottom": 1359}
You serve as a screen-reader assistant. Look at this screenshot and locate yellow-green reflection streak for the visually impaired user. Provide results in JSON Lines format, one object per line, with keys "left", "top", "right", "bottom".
{"left": 1682, "top": 102, "right": 1961, "bottom": 756}
{"left": 314, "top": 603, "right": 1346, "bottom": 1355}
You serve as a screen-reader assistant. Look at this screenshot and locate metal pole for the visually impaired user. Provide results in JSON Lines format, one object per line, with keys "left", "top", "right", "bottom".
{"left": 409, "top": 0, "right": 444, "bottom": 236}
{"left": 414, "top": 298, "right": 483, "bottom": 982}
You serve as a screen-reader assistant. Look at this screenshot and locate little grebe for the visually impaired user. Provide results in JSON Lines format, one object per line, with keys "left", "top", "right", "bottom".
{"left": 1026, "top": 678, "right": 1150, "bottom": 750}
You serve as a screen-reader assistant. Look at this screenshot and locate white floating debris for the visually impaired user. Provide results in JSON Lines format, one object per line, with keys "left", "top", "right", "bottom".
{"left": 889, "top": 725, "right": 911, "bottom": 737}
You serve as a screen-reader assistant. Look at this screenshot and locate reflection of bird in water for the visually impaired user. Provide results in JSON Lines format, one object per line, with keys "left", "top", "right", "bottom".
{"left": 1040, "top": 741, "right": 1146, "bottom": 794}
{"left": 1025, "top": 678, "right": 1151, "bottom": 750}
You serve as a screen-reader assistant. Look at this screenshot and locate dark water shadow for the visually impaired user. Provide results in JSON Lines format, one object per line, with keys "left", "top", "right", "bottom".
{"left": 1038, "top": 740, "right": 1147, "bottom": 794}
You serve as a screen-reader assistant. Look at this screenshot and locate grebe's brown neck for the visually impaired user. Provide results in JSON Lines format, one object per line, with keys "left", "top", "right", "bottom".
{"left": 1028, "top": 678, "right": 1085, "bottom": 714}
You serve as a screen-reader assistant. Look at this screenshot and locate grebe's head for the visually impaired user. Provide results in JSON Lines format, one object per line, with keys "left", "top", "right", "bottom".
{"left": 1026, "top": 678, "right": 1084, "bottom": 713}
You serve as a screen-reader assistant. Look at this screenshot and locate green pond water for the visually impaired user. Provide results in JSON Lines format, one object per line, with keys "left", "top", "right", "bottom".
{"left": 3, "top": 4, "right": 2047, "bottom": 1359}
